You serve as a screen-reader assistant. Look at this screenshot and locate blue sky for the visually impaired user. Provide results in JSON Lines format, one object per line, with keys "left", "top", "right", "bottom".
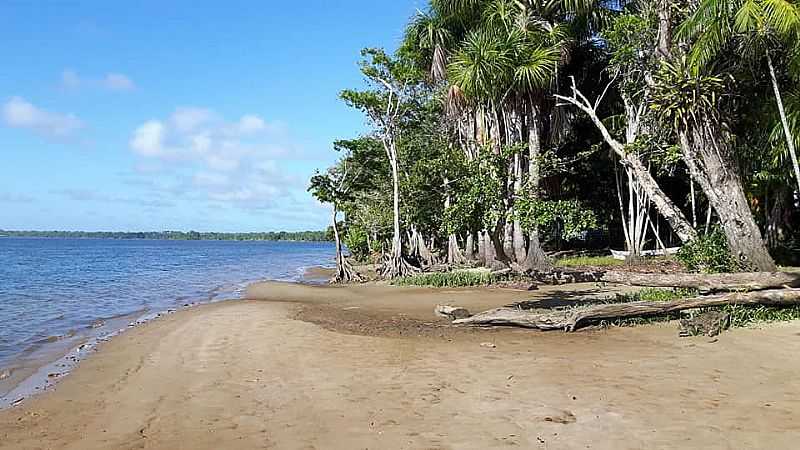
{"left": 0, "top": 1, "right": 421, "bottom": 232}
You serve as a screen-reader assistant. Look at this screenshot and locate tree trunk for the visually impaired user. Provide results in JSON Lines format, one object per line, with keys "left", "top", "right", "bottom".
{"left": 503, "top": 221, "right": 515, "bottom": 263}
{"left": 477, "top": 230, "right": 487, "bottom": 265}
{"left": 678, "top": 124, "right": 776, "bottom": 271}
{"left": 411, "top": 225, "right": 436, "bottom": 267}
{"left": 444, "top": 186, "right": 466, "bottom": 265}
{"left": 518, "top": 100, "right": 550, "bottom": 271}
{"left": 330, "top": 205, "right": 363, "bottom": 284}
{"left": 380, "top": 139, "right": 416, "bottom": 278}
{"left": 767, "top": 51, "right": 800, "bottom": 197}
{"left": 465, "top": 232, "right": 476, "bottom": 262}
{"left": 656, "top": 0, "right": 672, "bottom": 59}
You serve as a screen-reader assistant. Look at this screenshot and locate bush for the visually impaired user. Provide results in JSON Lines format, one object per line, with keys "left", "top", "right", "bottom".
{"left": 677, "top": 228, "right": 736, "bottom": 273}
{"left": 343, "top": 227, "right": 369, "bottom": 262}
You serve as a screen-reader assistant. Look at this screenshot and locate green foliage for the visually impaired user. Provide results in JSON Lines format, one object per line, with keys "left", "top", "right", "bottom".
{"left": 515, "top": 197, "right": 598, "bottom": 239}
{"left": 677, "top": 228, "right": 738, "bottom": 273}
{"left": 650, "top": 57, "right": 730, "bottom": 131}
{"left": 442, "top": 146, "right": 507, "bottom": 235}
{"left": 555, "top": 255, "right": 623, "bottom": 267}
{"left": 343, "top": 226, "right": 370, "bottom": 261}
{"left": 392, "top": 270, "right": 495, "bottom": 287}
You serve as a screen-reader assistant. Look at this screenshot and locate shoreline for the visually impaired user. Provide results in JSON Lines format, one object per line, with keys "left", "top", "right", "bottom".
{"left": 0, "top": 266, "right": 332, "bottom": 409}
{"left": 2, "top": 280, "right": 799, "bottom": 448}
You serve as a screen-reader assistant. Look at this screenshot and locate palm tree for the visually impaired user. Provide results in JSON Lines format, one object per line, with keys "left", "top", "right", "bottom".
{"left": 680, "top": 0, "right": 800, "bottom": 196}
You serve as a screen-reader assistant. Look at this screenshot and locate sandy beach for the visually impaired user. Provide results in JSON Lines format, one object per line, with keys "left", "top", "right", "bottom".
{"left": 1, "top": 280, "right": 799, "bottom": 449}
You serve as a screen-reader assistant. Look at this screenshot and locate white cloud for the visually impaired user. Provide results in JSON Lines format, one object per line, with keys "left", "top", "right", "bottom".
{"left": 103, "top": 73, "right": 135, "bottom": 91}
{"left": 2, "top": 97, "right": 83, "bottom": 137}
{"left": 128, "top": 108, "right": 298, "bottom": 210}
{"left": 130, "top": 120, "right": 166, "bottom": 157}
{"left": 171, "top": 107, "right": 215, "bottom": 133}
{"left": 237, "top": 114, "right": 266, "bottom": 134}
{"left": 59, "top": 69, "right": 136, "bottom": 91}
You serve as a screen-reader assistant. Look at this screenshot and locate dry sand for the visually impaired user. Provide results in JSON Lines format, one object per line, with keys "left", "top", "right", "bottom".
{"left": 1, "top": 281, "right": 799, "bottom": 449}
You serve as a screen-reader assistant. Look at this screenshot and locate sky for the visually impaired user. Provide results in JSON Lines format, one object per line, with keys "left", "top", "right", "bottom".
{"left": 0, "top": 0, "right": 422, "bottom": 232}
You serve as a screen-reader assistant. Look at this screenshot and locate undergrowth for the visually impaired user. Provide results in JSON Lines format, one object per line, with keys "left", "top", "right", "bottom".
{"left": 603, "top": 288, "right": 800, "bottom": 329}
{"left": 392, "top": 271, "right": 496, "bottom": 287}
{"left": 555, "top": 255, "right": 623, "bottom": 267}
{"left": 711, "top": 304, "right": 800, "bottom": 328}
{"left": 613, "top": 287, "right": 699, "bottom": 303}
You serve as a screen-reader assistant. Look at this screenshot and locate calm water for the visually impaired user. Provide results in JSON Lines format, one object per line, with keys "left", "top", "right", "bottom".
{"left": 0, "top": 238, "right": 334, "bottom": 372}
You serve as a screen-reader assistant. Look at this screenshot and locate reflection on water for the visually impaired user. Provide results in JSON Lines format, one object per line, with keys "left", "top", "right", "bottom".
{"left": 0, "top": 238, "right": 334, "bottom": 371}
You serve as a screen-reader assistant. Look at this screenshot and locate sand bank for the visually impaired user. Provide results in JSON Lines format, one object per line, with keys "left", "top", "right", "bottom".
{"left": 1, "top": 281, "right": 799, "bottom": 449}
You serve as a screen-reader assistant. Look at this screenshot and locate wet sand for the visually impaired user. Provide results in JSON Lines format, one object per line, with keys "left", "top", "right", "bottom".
{"left": 1, "top": 281, "right": 799, "bottom": 449}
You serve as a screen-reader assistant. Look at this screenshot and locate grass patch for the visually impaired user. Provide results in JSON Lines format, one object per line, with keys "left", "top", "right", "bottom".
{"left": 604, "top": 288, "right": 800, "bottom": 329}
{"left": 392, "top": 271, "right": 495, "bottom": 287}
{"left": 711, "top": 304, "right": 800, "bottom": 328}
{"left": 555, "top": 256, "right": 623, "bottom": 267}
{"left": 613, "top": 287, "right": 699, "bottom": 303}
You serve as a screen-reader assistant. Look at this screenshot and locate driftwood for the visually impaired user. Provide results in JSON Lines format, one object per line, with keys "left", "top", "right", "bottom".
{"left": 453, "top": 288, "right": 800, "bottom": 331}
{"left": 524, "top": 270, "right": 800, "bottom": 293}
{"left": 599, "top": 271, "right": 800, "bottom": 293}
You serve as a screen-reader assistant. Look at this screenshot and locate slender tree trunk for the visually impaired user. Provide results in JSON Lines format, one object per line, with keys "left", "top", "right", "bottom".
{"left": 503, "top": 221, "right": 515, "bottom": 263}
{"left": 465, "top": 232, "right": 476, "bottom": 262}
{"left": 656, "top": 0, "right": 673, "bottom": 59}
{"left": 488, "top": 221, "right": 510, "bottom": 270}
{"left": 519, "top": 100, "right": 550, "bottom": 271}
{"left": 690, "top": 178, "right": 697, "bottom": 229}
{"left": 767, "top": 51, "right": 800, "bottom": 196}
{"left": 511, "top": 104, "right": 528, "bottom": 263}
{"left": 380, "top": 138, "right": 416, "bottom": 278}
{"left": 478, "top": 230, "right": 487, "bottom": 265}
{"left": 330, "top": 205, "right": 362, "bottom": 283}
{"left": 511, "top": 149, "right": 527, "bottom": 263}
{"left": 678, "top": 124, "right": 776, "bottom": 271}
{"left": 444, "top": 183, "right": 466, "bottom": 265}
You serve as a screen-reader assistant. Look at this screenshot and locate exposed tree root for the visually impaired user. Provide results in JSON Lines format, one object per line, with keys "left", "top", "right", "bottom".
{"left": 453, "top": 288, "right": 800, "bottom": 331}
{"left": 330, "top": 256, "right": 365, "bottom": 284}
{"left": 380, "top": 252, "right": 420, "bottom": 279}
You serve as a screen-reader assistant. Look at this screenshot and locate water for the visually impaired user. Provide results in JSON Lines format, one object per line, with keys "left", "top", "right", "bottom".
{"left": 0, "top": 238, "right": 334, "bottom": 376}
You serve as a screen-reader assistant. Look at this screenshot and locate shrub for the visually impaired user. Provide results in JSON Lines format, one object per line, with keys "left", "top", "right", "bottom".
{"left": 343, "top": 226, "right": 369, "bottom": 262}
{"left": 676, "top": 228, "right": 736, "bottom": 273}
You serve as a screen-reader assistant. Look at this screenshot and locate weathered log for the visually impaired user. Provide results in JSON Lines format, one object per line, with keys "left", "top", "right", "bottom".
{"left": 453, "top": 288, "right": 800, "bottom": 331}
{"left": 522, "top": 270, "right": 800, "bottom": 293}
{"left": 599, "top": 271, "right": 800, "bottom": 293}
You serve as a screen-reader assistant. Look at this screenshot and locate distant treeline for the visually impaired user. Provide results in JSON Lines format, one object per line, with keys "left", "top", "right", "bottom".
{"left": 0, "top": 229, "right": 332, "bottom": 242}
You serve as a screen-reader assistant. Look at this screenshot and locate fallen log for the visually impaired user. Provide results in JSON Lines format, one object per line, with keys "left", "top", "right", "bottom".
{"left": 453, "top": 288, "right": 800, "bottom": 331}
{"left": 599, "top": 271, "right": 800, "bottom": 293}
{"left": 523, "top": 270, "right": 800, "bottom": 293}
